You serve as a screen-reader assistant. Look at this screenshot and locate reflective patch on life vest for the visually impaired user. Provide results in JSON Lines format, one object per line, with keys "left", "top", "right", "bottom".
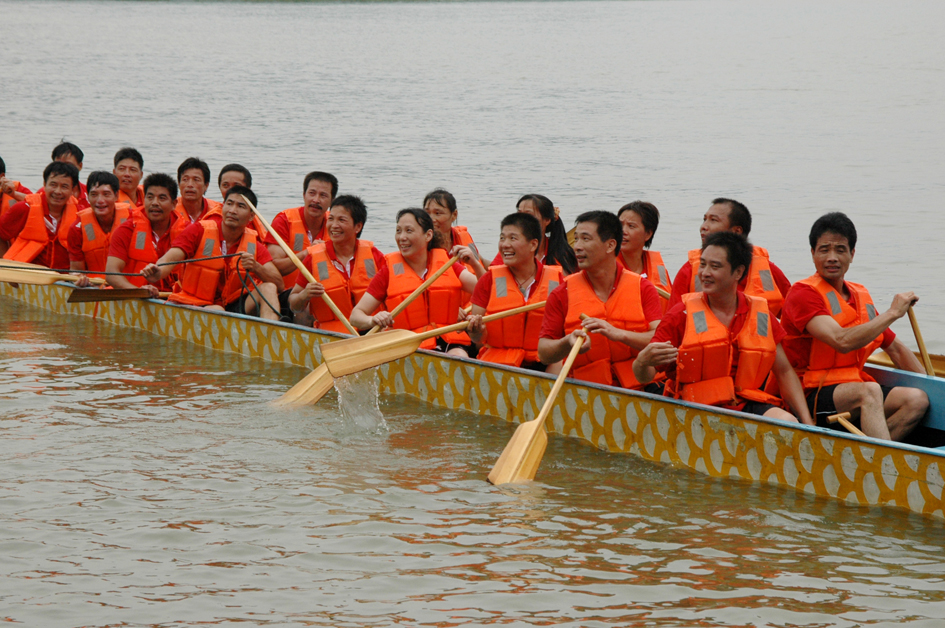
{"left": 393, "top": 262, "right": 404, "bottom": 276}
{"left": 84, "top": 223, "right": 96, "bottom": 241}
{"left": 293, "top": 234, "right": 304, "bottom": 252}
{"left": 134, "top": 231, "right": 146, "bottom": 250}
{"left": 693, "top": 310, "right": 708, "bottom": 334}
{"left": 759, "top": 269, "right": 774, "bottom": 292}
{"left": 202, "top": 238, "right": 215, "bottom": 257}
{"left": 694, "top": 274, "right": 703, "bottom": 291}
{"left": 757, "top": 311, "right": 769, "bottom": 337}
{"left": 658, "top": 266, "right": 670, "bottom": 285}
{"left": 247, "top": 242, "right": 256, "bottom": 256}
{"left": 826, "top": 291, "right": 842, "bottom": 315}
{"left": 548, "top": 280, "right": 559, "bottom": 293}
{"left": 317, "top": 260, "right": 329, "bottom": 281}
{"left": 495, "top": 276, "right": 507, "bottom": 298}
{"left": 866, "top": 303, "right": 877, "bottom": 320}
{"left": 365, "top": 259, "right": 376, "bottom": 278}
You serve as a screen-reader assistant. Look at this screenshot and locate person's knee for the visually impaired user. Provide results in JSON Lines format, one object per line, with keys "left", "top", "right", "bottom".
{"left": 206, "top": 304, "right": 224, "bottom": 311}
{"left": 859, "top": 381, "right": 884, "bottom": 405}
{"left": 903, "top": 388, "right": 929, "bottom": 417}
{"left": 764, "top": 407, "right": 798, "bottom": 423}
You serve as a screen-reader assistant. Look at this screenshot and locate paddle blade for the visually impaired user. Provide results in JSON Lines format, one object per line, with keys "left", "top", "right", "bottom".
{"left": 487, "top": 419, "right": 548, "bottom": 486}
{"left": 67, "top": 288, "right": 151, "bottom": 303}
{"left": 320, "top": 329, "right": 421, "bottom": 377}
{"left": 276, "top": 363, "right": 334, "bottom": 407}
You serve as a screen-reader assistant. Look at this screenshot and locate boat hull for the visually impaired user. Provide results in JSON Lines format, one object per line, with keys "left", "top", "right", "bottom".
{"left": 3, "top": 281, "right": 944, "bottom": 520}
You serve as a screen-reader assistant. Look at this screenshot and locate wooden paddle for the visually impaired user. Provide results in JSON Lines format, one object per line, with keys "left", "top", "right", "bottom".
{"left": 276, "top": 253, "right": 462, "bottom": 406}
{"left": 0, "top": 266, "right": 106, "bottom": 286}
{"left": 827, "top": 412, "right": 867, "bottom": 437}
{"left": 321, "top": 301, "right": 546, "bottom": 378}
{"left": 907, "top": 305, "right": 935, "bottom": 377}
{"left": 488, "top": 328, "right": 586, "bottom": 486}
{"left": 67, "top": 288, "right": 171, "bottom": 303}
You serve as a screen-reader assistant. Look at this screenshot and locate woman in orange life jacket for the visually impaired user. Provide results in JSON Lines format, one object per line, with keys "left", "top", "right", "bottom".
{"left": 511, "top": 194, "right": 577, "bottom": 275}
{"left": 617, "top": 201, "right": 671, "bottom": 313}
{"left": 633, "top": 231, "right": 812, "bottom": 425}
{"left": 466, "top": 212, "right": 564, "bottom": 373}
{"left": 349, "top": 208, "right": 482, "bottom": 357}
{"left": 69, "top": 171, "right": 134, "bottom": 287}
{"left": 423, "top": 189, "right": 487, "bottom": 281}
{"left": 287, "top": 195, "right": 386, "bottom": 330}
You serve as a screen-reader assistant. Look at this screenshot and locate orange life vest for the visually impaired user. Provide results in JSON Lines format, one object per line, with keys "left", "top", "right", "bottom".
{"left": 688, "top": 245, "right": 784, "bottom": 316}
{"left": 671, "top": 293, "right": 779, "bottom": 407}
{"left": 385, "top": 248, "right": 466, "bottom": 349}
{"left": 203, "top": 202, "right": 269, "bottom": 241}
{"left": 620, "top": 249, "right": 671, "bottom": 313}
{"left": 118, "top": 186, "right": 145, "bottom": 208}
{"left": 1, "top": 180, "right": 23, "bottom": 218}
{"left": 76, "top": 204, "right": 132, "bottom": 276}
{"left": 563, "top": 269, "right": 650, "bottom": 389}
{"left": 280, "top": 206, "right": 329, "bottom": 288}
{"left": 306, "top": 240, "right": 379, "bottom": 333}
{"left": 169, "top": 198, "right": 223, "bottom": 243}
{"left": 122, "top": 213, "right": 165, "bottom": 287}
{"left": 168, "top": 221, "right": 259, "bottom": 307}
{"left": 479, "top": 264, "right": 563, "bottom": 366}
{"left": 451, "top": 225, "right": 479, "bottom": 306}
{"left": 2, "top": 193, "right": 78, "bottom": 264}
{"left": 794, "top": 274, "right": 884, "bottom": 389}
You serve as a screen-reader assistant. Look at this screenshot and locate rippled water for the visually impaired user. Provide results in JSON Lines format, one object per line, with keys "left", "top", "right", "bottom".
{"left": 3, "top": 0, "right": 945, "bottom": 624}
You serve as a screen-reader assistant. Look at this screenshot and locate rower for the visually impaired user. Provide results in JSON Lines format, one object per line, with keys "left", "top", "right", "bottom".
{"left": 780, "top": 212, "right": 928, "bottom": 441}
{"left": 67, "top": 171, "right": 134, "bottom": 283}
{"left": 51, "top": 141, "right": 88, "bottom": 209}
{"left": 169, "top": 157, "right": 222, "bottom": 241}
{"left": 142, "top": 186, "right": 284, "bottom": 320}
{"left": 0, "top": 155, "right": 32, "bottom": 216}
{"left": 0, "top": 161, "right": 80, "bottom": 269}
{"left": 106, "top": 173, "right": 180, "bottom": 297}
{"left": 213, "top": 163, "right": 267, "bottom": 239}
{"left": 617, "top": 201, "right": 671, "bottom": 312}
{"left": 537, "top": 210, "right": 662, "bottom": 390}
{"left": 490, "top": 194, "right": 577, "bottom": 275}
{"left": 634, "top": 232, "right": 812, "bottom": 424}
{"left": 349, "top": 208, "right": 480, "bottom": 357}
{"left": 113, "top": 147, "right": 145, "bottom": 209}
{"left": 423, "top": 188, "right": 487, "bottom": 284}
{"left": 287, "top": 195, "right": 386, "bottom": 331}
{"left": 265, "top": 171, "right": 337, "bottom": 288}
{"left": 466, "top": 213, "right": 563, "bottom": 371}
{"left": 668, "top": 198, "right": 791, "bottom": 316}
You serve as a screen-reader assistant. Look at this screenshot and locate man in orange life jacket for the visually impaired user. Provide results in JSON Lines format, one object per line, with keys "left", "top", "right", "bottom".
{"left": 1, "top": 155, "right": 32, "bottom": 216}
{"left": 669, "top": 198, "right": 792, "bottom": 316}
{"left": 635, "top": 232, "right": 812, "bottom": 424}
{"left": 51, "top": 141, "right": 89, "bottom": 210}
{"left": 169, "top": 157, "right": 222, "bottom": 242}
{"left": 68, "top": 171, "right": 134, "bottom": 285}
{"left": 0, "top": 161, "right": 80, "bottom": 269}
{"left": 106, "top": 173, "right": 180, "bottom": 297}
{"left": 287, "top": 195, "right": 387, "bottom": 330}
{"left": 214, "top": 163, "right": 268, "bottom": 239}
{"left": 780, "top": 212, "right": 928, "bottom": 441}
{"left": 538, "top": 210, "right": 663, "bottom": 391}
{"left": 265, "top": 171, "right": 337, "bottom": 288}
{"left": 142, "top": 186, "right": 284, "bottom": 320}
{"left": 113, "top": 147, "right": 145, "bottom": 209}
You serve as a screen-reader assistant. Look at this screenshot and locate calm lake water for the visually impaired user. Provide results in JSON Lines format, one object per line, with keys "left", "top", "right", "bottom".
{"left": 2, "top": 0, "right": 944, "bottom": 625}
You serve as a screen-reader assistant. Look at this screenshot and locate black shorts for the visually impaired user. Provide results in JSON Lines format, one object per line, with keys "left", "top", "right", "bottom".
{"left": 807, "top": 383, "right": 893, "bottom": 429}
{"left": 741, "top": 400, "right": 780, "bottom": 417}
{"left": 225, "top": 292, "right": 252, "bottom": 314}
{"left": 434, "top": 337, "right": 478, "bottom": 358}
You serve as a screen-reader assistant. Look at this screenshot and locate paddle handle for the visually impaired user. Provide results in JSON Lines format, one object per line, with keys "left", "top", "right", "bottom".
{"left": 239, "top": 194, "right": 357, "bottom": 336}
{"left": 827, "top": 412, "right": 867, "bottom": 437}
{"left": 60, "top": 274, "right": 107, "bottom": 285}
{"left": 365, "top": 254, "right": 462, "bottom": 336}
{"left": 414, "top": 300, "right": 548, "bottom": 342}
{"left": 907, "top": 306, "right": 934, "bottom": 377}
{"left": 533, "top": 334, "right": 586, "bottom": 429}
{"left": 657, "top": 287, "right": 670, "bottom": 299}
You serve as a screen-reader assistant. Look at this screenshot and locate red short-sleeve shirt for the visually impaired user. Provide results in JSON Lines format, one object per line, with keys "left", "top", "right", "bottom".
{"left": 0, "top": 195, "right": 71, "bottom": 269}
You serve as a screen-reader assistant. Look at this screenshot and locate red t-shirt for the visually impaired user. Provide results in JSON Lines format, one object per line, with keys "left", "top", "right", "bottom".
{"left": 107, "top": 214, "right": 179, "bottom": 265}
{"left": 263, "top": 209, "right": 327, "bottom": 248}
{"left": 0, "top": 194, "right": 71, "bottom": 269}
{"left": 365, "top": 259, "right": 466, "bottom": 302}
{"left": 668, "top": 256, "right": 793, "bottom": 309}
{"left": 294, "top": 240, "right": 388, "bottom": 288}
{"left": 539, "top": 271, "right": 663, "bottom": 340}
{"left": 67, "top": 215, "right": 127, "bottom": 263}
{"left": 471, "top": 262, "right": 546, "bottom": 308}
{"left": 779, "top": 282, "right": 895, "bottom": 372}
{"left": 171, "top": 221, "right": 273, "bottom": 266}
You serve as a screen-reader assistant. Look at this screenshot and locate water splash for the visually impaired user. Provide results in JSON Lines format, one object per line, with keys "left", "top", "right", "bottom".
{"left": 335, "top": 368, "right": 387, "bottom": 433}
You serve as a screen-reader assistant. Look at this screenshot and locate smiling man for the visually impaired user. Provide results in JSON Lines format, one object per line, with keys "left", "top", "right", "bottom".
{"left": 106, "top": 173, "right": 180, "bottom": 296}
{"left": 51, "top": 141, "right": 89, "bottom": 209}
{"left": 142, "top": 186, "right": 283, "bottom": 320}
{"left": 68, "top": 171, "right": 134, "bottom": 281}
{"left": 669, "top": 198, "right": 792, "bottom": 315}
{"left": 169, "top": 157, "right": 222, "bottom": 241}
{"left": 780, "top": 212, "right": 928, "bottom": 440}
{"left": 635, "top": 232, "right": 811, "bottom": 424}
{"left": 537, "top": 210, "right": 662, "bottom": 390}
{"left": 113, "top": 147, "right": 145, "bottom": 209}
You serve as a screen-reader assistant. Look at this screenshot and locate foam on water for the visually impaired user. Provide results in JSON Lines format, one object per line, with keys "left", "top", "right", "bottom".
{"left": 335, "top": 367, "right": 388, "bottom": 433}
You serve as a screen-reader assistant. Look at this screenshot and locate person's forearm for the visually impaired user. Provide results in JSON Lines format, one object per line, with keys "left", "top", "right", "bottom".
{"left": 349, "top": 308, "right": 375, "bottom": 330}
{"left": 774, "top": 351, "right": 814, "bottom": 425}
{"left": 538, "top": 336, "right": 573, "bottom": 365}
{"left": 832, "top": 311, "right": 899, "bottom": 353}
{"left": 612, "top": 328, "right": 656, "bottom": 352}
{"left": 886, "top": 341, "right": 926, "bottom": 375}
{"left": 0, "top": 240, "right": 9, "bottom": 257}
{"left": 288, "top": 289, "right": 310, "bottom": 313}
{"left": 632, "top": 359, "right": 656, "bottom": 385}
{"left": 256, "top": 263, "right": 284, "bottom": 291}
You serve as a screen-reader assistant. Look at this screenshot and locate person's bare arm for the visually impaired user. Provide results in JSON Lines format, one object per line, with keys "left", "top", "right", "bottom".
{"left": 266, "top": 243, "right": 309, "bottom": 276}
{"left": 632, "top": 341, "right": 677, "bottom": 385}
{"left": 581, "top": 318, "right": 659, "bottom": 352}
{"left": 141, "top": 247, "right": 187, "bottom": 284}
{"left": 466, "top": 304, "right": 488, "bottom": 344}
{"left": 883, "top": 337, "right": 926, "bottom": 375}
{"left": 350, "top": 293, "right": 387, "bottom": 330}
{"left": 538, "top": 329, "right": 590, "bottom": 365}
{"left": 772, "top": 345, "right": 814, "bottom": 425}
{"left": 106, "top": 255, "right": 159, "bottom": 296}
{"left": 805, "top": 291, "right": 916, "bottom": 354}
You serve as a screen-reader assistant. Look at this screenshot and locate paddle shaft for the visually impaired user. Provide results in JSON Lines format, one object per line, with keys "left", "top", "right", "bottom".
{"left": 526, "top": 336, "right": 586, "bottom": 440}
{"left": 907, "top": 306, "right": 935, "bottom": 377}
{"left": 826, "top": 412, "right": 867, "bottom": 437}
{"left": 365, "top": 254, "right": 462, "bottom": 336}
{"left": 0, "top": 266, "right": 106, "bottom": 285}
{"left": 412, "top": 300, "right": 546, "bottom": 343}
{"left": 239, "top": 194, "right": 358, "bottom": 336}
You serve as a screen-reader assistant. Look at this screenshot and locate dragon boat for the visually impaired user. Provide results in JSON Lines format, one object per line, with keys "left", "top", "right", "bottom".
{"left": 3, "top": 280, "right": 945, "bottom": 520}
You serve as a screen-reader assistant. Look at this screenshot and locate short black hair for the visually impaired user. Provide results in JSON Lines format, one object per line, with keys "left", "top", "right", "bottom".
{"left": 143, "top": 173, "right": 178, "bottom": 201}
{"left": 423, "top": 188, "right": 457, "bottom": 213}
{"left": 224, "top": 185, "right": 257, "bottom": 209}
{"left": 177, "top": 157, "right": 211, "bottom": 184}
{"left": 86, "top": 171, "right": 120, "bottom": 193}
{"left": 43, "top": 161, "right": 79, "bottom": 187}
{"left": 574, "top": 210, "right": 622, "bottom": 256}
{"left": 303, "top": 171, "right": 338, "bottom": 198}
{"left": 618, "top": 201, "right": 660, "bottom": 248}
{"left": 712, "top": 197, "right": 751, "bottom": 236}
{"left": 500, "top": 212, "right": 542, "bottom": 243}
{"left": 331, "top": 195, "right": 367, "bottom": 236}
{"left": 51, "top": 141, "right": 84, "bottom": 164}
{"left": 218, "top": 163, "right": 252, "bottom": 188}
{"left": 113, "top": 147, "right": 143, "bottom": 169}
{"left": 809, "top": 212, "right": 857, "bottom": 251}
{"left": 702, "top": 231, "right": 753, "bottom": 279}
{"left": 0, "top": 155, "right": 6, "bottom": 175}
